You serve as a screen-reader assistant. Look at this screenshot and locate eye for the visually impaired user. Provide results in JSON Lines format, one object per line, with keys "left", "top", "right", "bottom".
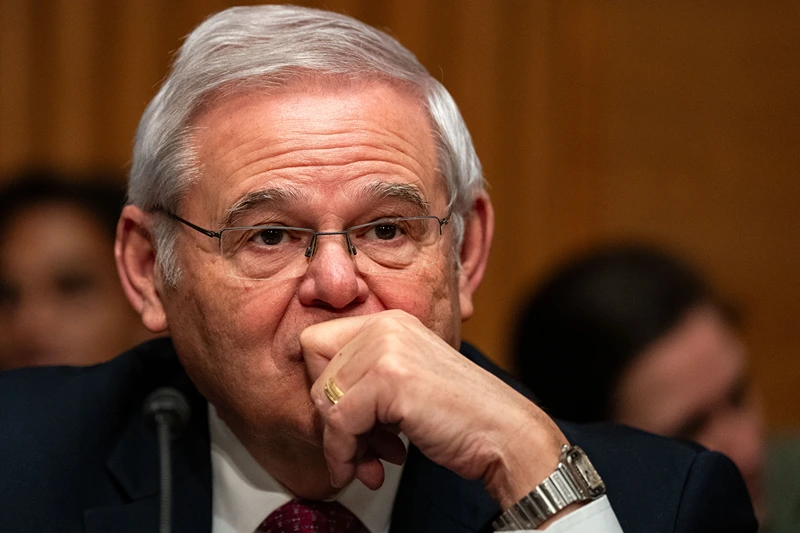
{"left": 253, "top": 228, "right": 286, "bottom": 246}
{"left": 56, "top": 272, "right": 95, "bottom": 297}
{"left": 373, "top": 223, "right": 399, "bottom": 240}
{"left": 0, "top": 281, "right": 19, "bottom": 310}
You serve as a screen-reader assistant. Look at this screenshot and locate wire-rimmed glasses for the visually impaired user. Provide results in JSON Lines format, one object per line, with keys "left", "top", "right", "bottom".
{"left": 163, "top": 211, "right": 450, "bottom": 281}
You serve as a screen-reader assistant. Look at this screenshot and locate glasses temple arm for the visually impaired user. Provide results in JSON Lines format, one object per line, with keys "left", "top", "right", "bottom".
{"left": 160, "top": 210, "right": 222, "bottom": 239}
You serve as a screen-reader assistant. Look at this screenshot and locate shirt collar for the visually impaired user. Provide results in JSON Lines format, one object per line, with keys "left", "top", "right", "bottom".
{"left": 209, "top": 405, "right": 404, "bottom": 533}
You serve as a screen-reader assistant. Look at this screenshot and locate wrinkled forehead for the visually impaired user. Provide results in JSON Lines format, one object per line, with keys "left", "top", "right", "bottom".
{"left": 184, "top": 77, "right": 445, "bottom": 225}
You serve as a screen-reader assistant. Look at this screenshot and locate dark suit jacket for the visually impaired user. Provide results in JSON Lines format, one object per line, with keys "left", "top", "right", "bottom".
{"left": 0, "top": 338, "right": 757, "bottom": 532}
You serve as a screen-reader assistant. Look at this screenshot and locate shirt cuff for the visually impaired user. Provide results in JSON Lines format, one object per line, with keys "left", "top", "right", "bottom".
{"left": 502, "top": 496, "right": 623, "bottom": 533}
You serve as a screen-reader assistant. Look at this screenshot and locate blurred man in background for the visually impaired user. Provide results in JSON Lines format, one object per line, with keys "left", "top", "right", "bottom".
{"left": 0, "top": 171, "right": 151, "bottom": 369}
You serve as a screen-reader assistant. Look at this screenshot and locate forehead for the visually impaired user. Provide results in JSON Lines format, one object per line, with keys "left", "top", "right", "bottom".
{"left": 185, "top": 79, "right": 442, "bottom": 223}
{"left": 0, "top": 204, "right": 115, "bottom": 279}
{"left": 2, "top": 203, "right": 110, "bottom": 250}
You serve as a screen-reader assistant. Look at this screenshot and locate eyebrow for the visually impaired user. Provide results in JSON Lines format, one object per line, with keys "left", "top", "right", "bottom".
{"left": 364, "top": 181, "right": 430, "bottom": 213}
{"left": 222, "top": 186, "right": 303, "bottom": 227}
{"left": 221, "top": 180, "right": 431, "bottom": 228}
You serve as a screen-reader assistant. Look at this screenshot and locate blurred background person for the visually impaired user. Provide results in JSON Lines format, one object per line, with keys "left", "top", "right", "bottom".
{"left": 0, "top": 171, "right": 152, "bottom": 370}
{"left": 511, "top": 244, "right": 799, "bottom": 532}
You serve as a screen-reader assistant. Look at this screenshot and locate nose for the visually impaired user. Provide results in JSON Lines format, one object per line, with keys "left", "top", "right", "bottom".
{"left": 297, "top": 233, "right": 368, "bottom": 310}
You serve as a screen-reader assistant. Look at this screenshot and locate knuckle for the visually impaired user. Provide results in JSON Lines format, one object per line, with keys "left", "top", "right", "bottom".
{"left": 326, "top": 406, "right": 349, "bottom": 433}
{"left": 365, "top": 309, "right": 415, "bottom": 331}
{"left": 364, "top": 313, "right": 395, "bottom": 331}
{"left": 375, "top": 355, "right": 411, "bottom": 382}
{"left": 386, "top": 309, "right": 422, "bottom": 328}
{"left": 312, "top": 391, "right": 328, "bottom": 411}
{"left": 384, "top": 309, "right": 410, "bottom": 320}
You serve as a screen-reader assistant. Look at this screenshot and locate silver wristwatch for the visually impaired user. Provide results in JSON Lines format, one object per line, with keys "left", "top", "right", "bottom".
{"left": 493, "top": 444, "right": 606, "bottom": 531}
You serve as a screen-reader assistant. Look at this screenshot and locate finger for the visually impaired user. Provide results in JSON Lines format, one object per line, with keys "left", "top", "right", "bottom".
{"left": 325, "top": 434, "right": 404, "bottom": 490}
{"left": 322, "top": 377, "right": 388, "bottom": 438}
{"left": 354, "top": 454, "right": 385, "bottom": 490}
{"left": 314, "top": 376, "right": 405, "bottom": 466}
{"left": 307, "top": 334, "right": 381, "bottom": 408}
{"left": 302, "top": 310, "right": 419, "bottom": 382}
{"left": 300, "top": 314, "right": 375, "bottom": 362}
{"left": 302, "top": 314, "right": 376, "bottom": 383}
{"left": 322, "top": 377, "right": 404, "bottom": 487}
{"left": 321, "top": 376, "right": 382, "bottom": 487}
{"left": 323, "top": 423, "right": 361, "bottom": 488}
{"left": 321, "top": 421, "right": 406, "bottom": 488}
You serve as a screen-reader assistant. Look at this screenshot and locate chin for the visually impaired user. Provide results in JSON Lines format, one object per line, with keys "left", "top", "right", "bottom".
{"left": 240, "top": 388, "right": 324, "bottom": 444}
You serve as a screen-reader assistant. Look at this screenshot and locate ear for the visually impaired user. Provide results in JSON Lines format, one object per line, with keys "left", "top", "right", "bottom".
{"left": 115, "top": 205, "right": 169, "bottom": 333}
{"left": 457, "top": 191, "right": 494, "bottom": 320}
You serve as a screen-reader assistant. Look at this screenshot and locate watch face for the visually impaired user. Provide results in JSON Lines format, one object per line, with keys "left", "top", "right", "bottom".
{"left": 565, "top": 447, "right": 606, "bottom": 497}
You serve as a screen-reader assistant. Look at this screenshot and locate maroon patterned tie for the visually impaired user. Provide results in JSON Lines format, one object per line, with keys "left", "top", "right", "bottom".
{"left": 256, "top": 499, "right": 365, "bottom": 533}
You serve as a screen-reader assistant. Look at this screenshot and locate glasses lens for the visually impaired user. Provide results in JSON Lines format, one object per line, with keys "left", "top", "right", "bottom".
{"left": 219, "top": 226, "right": 314, "bottom": 280}
{"left": 216, "top": 217, "right": 445, "bottom": 281}
{"left": 348, "top": 217, "right": 442, "bottom": 274}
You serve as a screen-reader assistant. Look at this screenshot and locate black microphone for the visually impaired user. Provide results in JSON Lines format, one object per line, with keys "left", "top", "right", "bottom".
{"left": 143, "top": 387, "right": 191, "bottom": 533}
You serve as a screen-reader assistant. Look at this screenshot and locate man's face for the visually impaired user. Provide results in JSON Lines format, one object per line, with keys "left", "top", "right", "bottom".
{"left": 158, "top": 81, "right": 463, "bottom": 449}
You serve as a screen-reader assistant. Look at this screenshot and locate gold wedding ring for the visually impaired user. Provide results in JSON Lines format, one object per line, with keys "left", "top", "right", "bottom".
{"left": 324, "top": 377, "right": 345, "bottom": 405}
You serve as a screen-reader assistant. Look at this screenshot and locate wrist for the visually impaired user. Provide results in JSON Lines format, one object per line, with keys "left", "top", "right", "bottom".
{"left": 492, "top": 445, "right": 607, "bottom": 531}
{"left": 484, "top": 433, "right": 565, "bottom": 509}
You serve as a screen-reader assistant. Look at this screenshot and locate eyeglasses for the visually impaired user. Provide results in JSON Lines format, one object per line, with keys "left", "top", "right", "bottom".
{"left": 163, "top": 211, "right": 450, "bottom": 281}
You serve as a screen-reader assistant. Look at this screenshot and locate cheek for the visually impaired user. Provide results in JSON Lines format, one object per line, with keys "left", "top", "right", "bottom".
{"left": 186, "top": 274, "right": 293, "bottom": 329}
{"left": 166, "top": 277, "right": 298, "bottom": 386}
{"left": 167, "top": 278, "right": 326, "bottom": 437}
{"left": 368, "top": 257, "right": 460, "bottom": 340}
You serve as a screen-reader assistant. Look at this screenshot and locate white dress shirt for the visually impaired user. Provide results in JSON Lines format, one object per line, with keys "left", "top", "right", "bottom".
{"left": 209, "top": 407, "right": 623, "bottom": 533}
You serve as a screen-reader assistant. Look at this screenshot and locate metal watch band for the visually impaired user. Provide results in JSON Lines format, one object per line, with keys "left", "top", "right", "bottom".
{"left": 492, "top": 445, "right": 605, "bottom": 531}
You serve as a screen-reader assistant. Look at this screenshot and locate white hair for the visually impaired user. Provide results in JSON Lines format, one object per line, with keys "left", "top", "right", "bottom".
{"left": 128, "top": 5, "right": 484, "bottom": 285}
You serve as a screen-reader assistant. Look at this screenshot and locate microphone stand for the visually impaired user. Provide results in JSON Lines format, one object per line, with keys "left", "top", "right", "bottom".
{"left": 155, "top": 411, "right": 174, "bottom": 533}
{"left": 144, "top": 388, "right": 191, "bottom": 533}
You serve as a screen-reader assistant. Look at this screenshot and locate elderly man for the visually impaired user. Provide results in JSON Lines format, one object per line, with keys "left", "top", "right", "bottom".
{"left": 0, "top": 5, "right": 755, "bottom": 533}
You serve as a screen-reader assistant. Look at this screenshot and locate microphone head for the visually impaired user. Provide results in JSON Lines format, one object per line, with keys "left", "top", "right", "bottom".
{"left": 143, "top": 387, "right": 191, "bottom": 439}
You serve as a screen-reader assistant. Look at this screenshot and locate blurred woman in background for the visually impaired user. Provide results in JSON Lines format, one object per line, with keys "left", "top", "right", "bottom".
{"left": 511, "top": 244, "right": 798, "bottom": 531}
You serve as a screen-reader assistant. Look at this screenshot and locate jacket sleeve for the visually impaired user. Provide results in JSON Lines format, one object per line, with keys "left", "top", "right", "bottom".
{"left": 674, "top": 450, "right": 758, "bottom": 533}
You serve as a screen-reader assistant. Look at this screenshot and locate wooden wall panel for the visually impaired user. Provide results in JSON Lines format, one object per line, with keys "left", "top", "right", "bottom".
{"left": 0, "top": 0, "right": 34, "bottom": 169}
{"left": 0, "top": 1, "right": 798, "bottom": 431}
{"left": 52, "top": 0, "right": 96, "bottom": 168}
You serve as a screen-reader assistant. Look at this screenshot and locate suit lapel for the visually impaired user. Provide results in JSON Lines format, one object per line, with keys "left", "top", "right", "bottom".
{"left": 84, "top": 368, "right": 213, "bottom": 533}
{"left": 83, "top": 477, "right": 210, "bottom": 533}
